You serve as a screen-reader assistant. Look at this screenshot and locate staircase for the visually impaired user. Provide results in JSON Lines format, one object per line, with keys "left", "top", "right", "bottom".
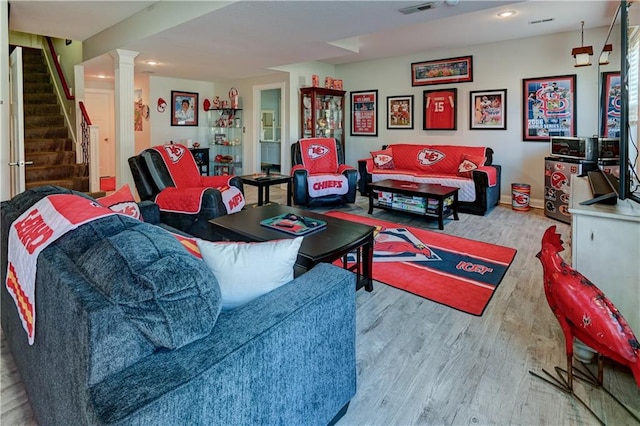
{"left": 21, "top": 47, "right": 90, "bottom": 192}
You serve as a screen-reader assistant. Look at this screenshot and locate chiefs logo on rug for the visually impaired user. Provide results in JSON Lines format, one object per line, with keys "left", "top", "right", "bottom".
{"left": 306, "top": 144, "right": 329, "bottom": 159}
{"left": 372, "top": 225, "right": 441, "bottom": 262}
{"left": 417, "top": 148, "right": 445, "bottom": 166}
{"left": 163, "top": 144, "right": 185, "bottom": 163}
{"left": 346, "top": 225, "right": 441, "bottom": 264}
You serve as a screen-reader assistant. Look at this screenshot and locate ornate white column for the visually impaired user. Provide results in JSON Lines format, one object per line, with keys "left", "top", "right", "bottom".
{"left": 110, "top": 49, "right": 138, "bottom": 191}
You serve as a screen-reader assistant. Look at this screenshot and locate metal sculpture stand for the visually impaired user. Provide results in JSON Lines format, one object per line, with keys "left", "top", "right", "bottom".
{"left": 529, "top": 357, "right": 640, "bottom": 425}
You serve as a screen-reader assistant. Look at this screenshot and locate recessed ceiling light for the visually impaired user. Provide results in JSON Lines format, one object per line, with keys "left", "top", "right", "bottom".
{"left": 497, "top": 10, "right": 516, "bottom": 18}
{"left": 145, "top": 60, "right": 159, "bottom": 66}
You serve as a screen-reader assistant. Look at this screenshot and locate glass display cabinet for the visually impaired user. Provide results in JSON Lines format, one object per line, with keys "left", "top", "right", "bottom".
{"left": 300, "top": 87, "right": 346, "bottom": 151}
{"left": 189, "top": 148, "right": 210, "bottom": 176}
{"left": 208, "top": 108, "right": 243, "bottom": 176}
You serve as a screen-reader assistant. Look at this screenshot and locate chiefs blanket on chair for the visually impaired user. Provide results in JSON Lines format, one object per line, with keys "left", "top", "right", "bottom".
{"left": 151, "top": 144, "right": 244, "bottom": 214}
{"left": 297, "top": 138, "right": 351, "bottom": 197}
{"left": 6, "top": 195, "right": 116, "bottom": 345}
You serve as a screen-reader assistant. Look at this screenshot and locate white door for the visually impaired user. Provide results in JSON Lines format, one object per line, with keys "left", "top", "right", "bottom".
{"left": 253, "top": 84, "right": 286, "bottom": 174}
{"left": 84, "top": 90, "right": 115, "bottom": 177}
{"left": 8, "top": 47, "right": 27, "bottom": 196}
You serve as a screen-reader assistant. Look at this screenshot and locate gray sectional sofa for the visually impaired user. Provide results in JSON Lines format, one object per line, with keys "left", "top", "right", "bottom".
{"left": 1, "top": 186, "right": 357, "bottom": 425}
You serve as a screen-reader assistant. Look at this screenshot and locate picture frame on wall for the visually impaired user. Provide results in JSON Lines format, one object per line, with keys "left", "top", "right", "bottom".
{"left": 386, "top": 95, "right": 414, "bottom": 129}
{"left": 600, "top": 71, "right": 621, "bottom": 137}
{"left": 522, "top": 74, "right": 576, "bottom": 141}
{"left": 469, "top": 89, "right": 507, "bottom": 130}
{"left": 171, "top": 90, "right": 199, "bottom": 126}
{"left": 411, "top": 56, "right": 473, "bottom": 87}
{"left": 423, "top": 88, "right": 457, "bottom": 131}
{"left": 351, "top": 90, "right": 378, "bottom": 136}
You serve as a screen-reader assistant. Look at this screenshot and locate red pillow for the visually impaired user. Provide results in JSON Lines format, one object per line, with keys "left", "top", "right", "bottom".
{"left": 457, "top": 154, "right": 486, "bottom": 177}
{"left": 371, "top": 148, "right": 395, "bottom": 169}
{"left": 97, "top": 184, "right": 142, "bottom": 220}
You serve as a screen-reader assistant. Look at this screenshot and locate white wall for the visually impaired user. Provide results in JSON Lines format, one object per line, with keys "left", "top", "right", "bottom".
{"left": 336, "top": 26, "right": 619, "bottom": 207}
{"left": 149, "top": 76, "right": 214, "bottom": 148}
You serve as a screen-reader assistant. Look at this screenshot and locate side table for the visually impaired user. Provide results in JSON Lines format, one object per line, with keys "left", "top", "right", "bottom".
{"left": 240, "top": 174, "right": 293, "bottom": 206}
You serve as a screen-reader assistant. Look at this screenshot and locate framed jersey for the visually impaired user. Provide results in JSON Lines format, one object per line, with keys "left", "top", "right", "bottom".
{"left": 423, "top": 88, "right": 457, "bottom": 130}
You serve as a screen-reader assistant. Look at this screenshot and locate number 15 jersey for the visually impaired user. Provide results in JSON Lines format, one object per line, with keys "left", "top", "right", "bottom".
{"left": 425, "top": 91, "right": 455, "bottom": 129}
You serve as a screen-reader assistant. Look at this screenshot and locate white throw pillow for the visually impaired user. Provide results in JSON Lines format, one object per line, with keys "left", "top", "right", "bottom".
{"left": 197, "top": 237, "right": 303, "bottom": 310}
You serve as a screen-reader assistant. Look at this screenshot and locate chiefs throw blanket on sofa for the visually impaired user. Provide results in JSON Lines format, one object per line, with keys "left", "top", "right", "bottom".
{"left": 151, "top": 144, "right": 244, "bottom": 214}
{"left": 6, "top": 195, "right": 115, "bottom": 345}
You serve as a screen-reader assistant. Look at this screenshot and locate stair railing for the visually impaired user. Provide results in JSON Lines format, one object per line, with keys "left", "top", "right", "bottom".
{"left": 79, "top": 101, "right": 101, "bottom": 193}
{"left": 78, "top": 101, "right": 91, "bottom": 164}
{"left": 43, "top": 36, "right": 100, "bottom": 192}
{"left": 42, "top": 37, "right": 77, "bottom": 146}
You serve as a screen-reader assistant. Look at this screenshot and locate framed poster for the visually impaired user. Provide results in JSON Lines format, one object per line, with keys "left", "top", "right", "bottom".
{"left": 134, "top": 89, "right": 143, "bottom": 132}
{"left": 351, "top": 90, "right": 378, "bottom": 136}
{"left": 171, "top": 90, "right": 198, "bottom": 126}
{"left": 522, "top": 75, "right": 576, "bottom": 141}
{"left": 411, "top": 56, "right": 473, "bottom": 86}
{"left": 423, "top": 88, "right": 457, "bottom": 131}
{"left": 387, "top": 95, "right": 414, "bottom": 129}
{"left": 600, "top": 71, "right": 621, "bottom": 137}
{"left": 469, "top": 89, "right": 507, "bottom": 130}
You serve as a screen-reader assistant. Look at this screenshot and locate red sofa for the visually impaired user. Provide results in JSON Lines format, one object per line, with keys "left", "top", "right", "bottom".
{"left": 358, "top": 144, "right": 501, "bottom": 216}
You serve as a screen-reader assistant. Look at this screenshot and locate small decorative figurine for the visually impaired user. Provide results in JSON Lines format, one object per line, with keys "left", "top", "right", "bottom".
{"left": 157, "top": 98, "right": 167, "bottom": 113}
{"left": 229, "top": 87, "right": 239, "bottom": 109}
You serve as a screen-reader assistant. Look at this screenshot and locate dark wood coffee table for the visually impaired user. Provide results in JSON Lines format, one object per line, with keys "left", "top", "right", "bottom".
{"left": 240, "top": 173, "right": 293, "bottom": 206}
{"left": 209, "top": 204, "right": 375, "bottom": 291}
{"left": 368, "top": 179, "right": 459, "bottom": 230}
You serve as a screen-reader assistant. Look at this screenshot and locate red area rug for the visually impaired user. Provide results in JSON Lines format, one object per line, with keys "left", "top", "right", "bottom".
{"left": 325, "top": 211, "right": 517, "bottom": 316}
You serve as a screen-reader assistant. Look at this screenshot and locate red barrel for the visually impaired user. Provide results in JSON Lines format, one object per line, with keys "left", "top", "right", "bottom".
{"left": 512, "top": 183, "right": 531, "bottom": 212}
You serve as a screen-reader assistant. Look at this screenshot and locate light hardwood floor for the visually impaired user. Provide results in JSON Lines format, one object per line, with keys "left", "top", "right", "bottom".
{"left": 2, "top": 186, "right": 639, "bottom": 425}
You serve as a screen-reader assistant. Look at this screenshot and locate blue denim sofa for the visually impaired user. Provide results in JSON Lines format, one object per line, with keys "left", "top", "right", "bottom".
{"left": 1, "top": 186, "right": 357, "bottom": 425}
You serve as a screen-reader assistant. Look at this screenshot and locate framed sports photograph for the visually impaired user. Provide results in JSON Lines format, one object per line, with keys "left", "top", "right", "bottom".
{"left": 522, "top": 75, "right": 576, "bottom": 141}
{"left": 171, "top": 90, "right": 198, "bottom": 126}
{"left": 423, "top": 88, "right": 457, "bottom": 131}
{"left": 469, "top": 89, "right": 507, "bottom": 130}
{"left": 600, "top": 71, "right": 621, "bottom": 137}
{"left": 387, "top": 95, "right": 414, "bottom": 129}
{"left": 214, "top": 134, "right": 226, "bottom": 145}
{"left": 411, "top": 56, "right": 473, "bottom": 87}
{"left": 351, "top": 90, "right": 378, "bottom": 136}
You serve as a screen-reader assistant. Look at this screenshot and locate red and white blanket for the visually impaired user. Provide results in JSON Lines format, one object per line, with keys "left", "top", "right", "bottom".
{"left": 298, "top": 138, "right": 339, "bottom": 174}
{"left": 6, "top": 195, "right": 116, "bottom": 345}
{"left": 152, "top": 144, "right": 244, "bottom": 214}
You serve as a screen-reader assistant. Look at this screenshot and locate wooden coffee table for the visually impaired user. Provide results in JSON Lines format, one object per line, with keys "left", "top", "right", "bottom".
{"left": 209, "top": 204, "right": 375, "bottom": 291}
{"left": 368, "top": 179, "right": 459, "bottom": 230}
{"left": 240, "top": 173, "right": 293, "bottom": 206}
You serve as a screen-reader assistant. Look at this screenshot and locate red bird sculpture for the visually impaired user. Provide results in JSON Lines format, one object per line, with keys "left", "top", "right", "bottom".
{"left": 536, "top": 225, "right": 640, "bottom": 390}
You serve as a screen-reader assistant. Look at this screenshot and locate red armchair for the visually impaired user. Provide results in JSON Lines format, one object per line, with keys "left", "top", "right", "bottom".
{"left": 290, "top": 138, "right": 357, "bottom": 207}
{"left": 128, "top": 144, "right": 245, "bottom": 239}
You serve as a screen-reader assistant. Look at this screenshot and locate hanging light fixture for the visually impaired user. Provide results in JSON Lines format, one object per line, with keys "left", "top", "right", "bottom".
{"left": 571, "top": 21, "right": 593, "bottom": 67}
{"left": 599, "top": 44, "right": 613, "bottom": 65}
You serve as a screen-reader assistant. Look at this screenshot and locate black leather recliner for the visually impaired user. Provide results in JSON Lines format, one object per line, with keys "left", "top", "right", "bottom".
{"left": 290, "top": 138, "right": 357, "bottom": 207}
{"left": 128, "top": 145, "right": 244, "bottom": 240}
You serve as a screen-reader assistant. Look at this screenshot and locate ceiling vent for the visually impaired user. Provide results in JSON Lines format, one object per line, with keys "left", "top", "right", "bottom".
{"left": 529, "top": 18, "right": 555, "bottom": 25}
{"left": 399, "top": 2, "right": 436, "bottom": 15}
